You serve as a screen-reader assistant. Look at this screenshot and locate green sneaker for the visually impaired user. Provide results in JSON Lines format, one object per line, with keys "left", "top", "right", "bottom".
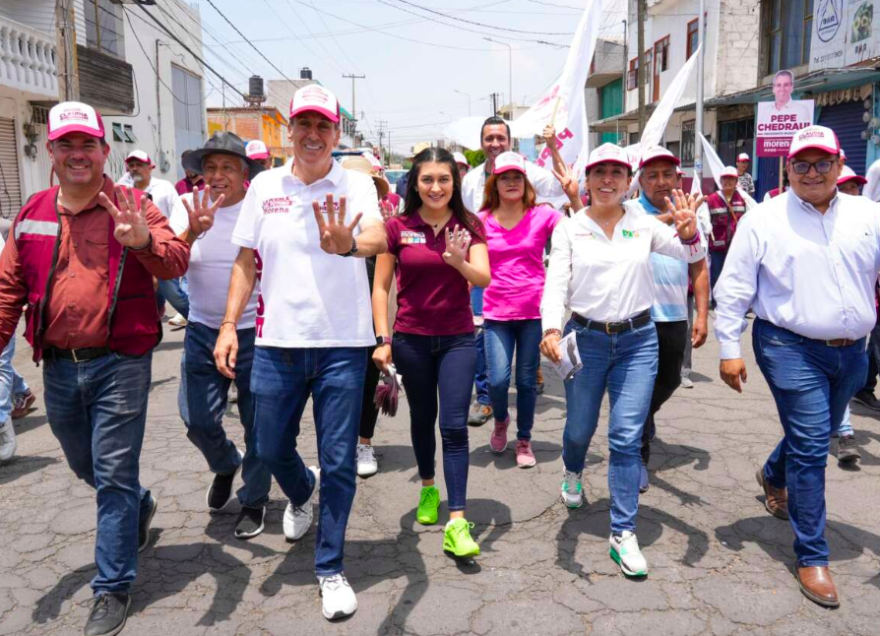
{"left": 416, "top": 486, "right": 440, "bottom": 525}
{"left": 443, "top": 518, "right": 480, "bottom": 558}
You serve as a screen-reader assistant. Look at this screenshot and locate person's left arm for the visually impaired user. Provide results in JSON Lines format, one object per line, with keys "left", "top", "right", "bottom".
{"left": 100, "top": 185, "right": 190, "bottom": 279}
{"left": 443, "top": 226, "right": 490, "bottom": 288}
{"left": 689, "top": 257, "right": 710, "bottom": 347}
{"left": 649, "top": 190, "right": 706, "bottom": 263}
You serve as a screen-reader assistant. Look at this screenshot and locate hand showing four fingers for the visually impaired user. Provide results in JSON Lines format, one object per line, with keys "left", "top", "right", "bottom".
{"left": 183, "top": 185, "right": 225, "bottom": 237}
{"left": 312, "top": 194, "right": 363, "bottom": 255}
{"left": 442, "top": 225, "right": 472, "bottom": 268}
{"left": 99, "top": 186, "right": 152, "bottom": 249}
{"left": 663, "top": 189, "right": 703, "bottom": 242}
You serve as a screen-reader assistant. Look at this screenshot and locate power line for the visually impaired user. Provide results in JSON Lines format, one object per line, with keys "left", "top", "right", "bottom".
{"left": 387, "top": 0, "right": 574, "bottom": 35}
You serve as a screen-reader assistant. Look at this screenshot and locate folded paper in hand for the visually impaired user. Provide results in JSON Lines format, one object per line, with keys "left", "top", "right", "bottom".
{"left": 550, "top": 331, "right": 583, "bottom": 381}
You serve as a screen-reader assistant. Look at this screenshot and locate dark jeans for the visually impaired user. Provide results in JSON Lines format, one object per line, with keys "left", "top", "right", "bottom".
{"left": 709, "top": 251, "right": 726, "bottom": 298}
{"left": 471, "top": 287, "right": 490, "bottom": 406}
{"left": 157, "top": 277, "right": 189, "bottom": 319}
{"left": 251, "top": 346, "right": 367, "bottom": 576}
{"left": 359, "top": 345, "right": 381, "bottom": 440}
{"left": 43, "top": 352, "right": 154, "bottom": 595}
{"left": 753, "top": 319, "right": 867, "bottom": 566}
{"left": 484, "top": 319, "right": 542, "bottom": 441}
{"left": 179, "top": 322, "right": 270, "bottom": 508}
{"left": 393, "top": 332, "right": 475, "bottom": 512}
{"left": 641, "top": 321, "right": 689, "bottom": 464}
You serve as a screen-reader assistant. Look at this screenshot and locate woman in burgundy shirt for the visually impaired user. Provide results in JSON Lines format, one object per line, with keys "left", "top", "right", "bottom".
{"left": 373, "top": 148, "right": 490, "bottom": 559}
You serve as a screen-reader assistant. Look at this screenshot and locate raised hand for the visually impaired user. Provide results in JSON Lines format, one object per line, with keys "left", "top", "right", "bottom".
{"left": 542, "top": 124, "right": 557, "bottom": 144}
{"left": 182, "top": 185, "right": 225, "bottom": 237}
{"left": 99, "top": 186, "right": 152, "bottom": 249}
{"left": 379, "top": 198, "right": 396, "bottom": 223}
{"left": 442, "top": 225, "right": 472, "bottom": 268}
{"left": 312, "top": 194, "right": 363, "bottom": 255}
{"left": 551, "top": 163, "right": 580, "bottom": 204}
{"left": 664, "top": 189, "right": 703, "bottom": 241}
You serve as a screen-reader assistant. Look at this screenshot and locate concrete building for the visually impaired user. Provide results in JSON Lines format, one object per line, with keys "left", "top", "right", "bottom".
{"left": 207, "top": 106, "right": 287, "bottom": 163}
{"left": 0, "top": 0, "right": 207, "bottom": 212}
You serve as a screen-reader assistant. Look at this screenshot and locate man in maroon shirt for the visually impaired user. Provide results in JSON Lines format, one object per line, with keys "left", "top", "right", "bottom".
{"left": 0, "top": 102, "right": 189, "bottom": 636}
{"left": 174, "top": 149, "right": 206, "bottom": 195}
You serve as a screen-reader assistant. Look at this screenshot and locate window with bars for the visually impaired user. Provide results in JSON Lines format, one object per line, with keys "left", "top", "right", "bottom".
{"left": 681, "top": 120, "right": 696, "bottom": 166}
{"left": 764, "top": 0, "right": 814, "bottom": 74}
{"left": 85, "top": 0, "right": 125, "bottom": 58}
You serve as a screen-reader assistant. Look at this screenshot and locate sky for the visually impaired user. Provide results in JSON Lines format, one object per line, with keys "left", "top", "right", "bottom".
{"left": 189, "top": 0, "right": 627, "bottom": 154}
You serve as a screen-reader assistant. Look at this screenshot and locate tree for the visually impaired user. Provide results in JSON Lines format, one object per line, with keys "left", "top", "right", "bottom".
{"left": 464, "top": 149, "right": 486, "bottom": 167}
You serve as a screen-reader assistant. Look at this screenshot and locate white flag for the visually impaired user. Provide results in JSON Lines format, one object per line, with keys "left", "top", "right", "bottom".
{"left": 698, "top": 132, "right": 758, "bottom": 209}
{"left": 510, "top": 0, "right": 604, "bottom": 176}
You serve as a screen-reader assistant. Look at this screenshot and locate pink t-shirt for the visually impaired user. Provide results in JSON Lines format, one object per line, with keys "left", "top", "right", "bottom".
{"left": 480, "top": 205, "right": 562, "bottom": 321}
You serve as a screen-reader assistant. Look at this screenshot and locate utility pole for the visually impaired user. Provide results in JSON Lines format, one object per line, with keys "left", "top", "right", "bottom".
{"left": 484, "top": 38, "right": 512, "bottom": 120}
{"left": 378, "top": 120, "right": 387, "bottom": 163}
{"left": 55, "top": 0, "right": 80, "bottom": 100}
{"left": 621, "top": 19, "right": 627, "bottom": 146}
{"left": 694, "top": 0, "right": 705, "bottom": 186}
{"left": 637, "top": 0, "right": 646, "bottom": 133}
{"left": 342, "top": 73, "right": 365, "bottom": 135}
{"left": 490, "top": 92, "right": 499, "bottom": 116}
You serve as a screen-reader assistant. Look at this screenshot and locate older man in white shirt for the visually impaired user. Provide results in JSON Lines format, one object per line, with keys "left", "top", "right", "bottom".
{"left": 715, "top": 125, "right": 880, "bottom": 609}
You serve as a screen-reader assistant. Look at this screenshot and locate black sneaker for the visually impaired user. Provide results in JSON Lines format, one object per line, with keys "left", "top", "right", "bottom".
{"left": 84, "top": 593, "right": 130, "bottom": 636}
{"left": 852, "top": 389, "right": 880, "bottom": 411}
{"left": 234, "top": 505, "right": 266, "bottom": 539}
{"left": 207, "top": 458, "right": 242, "bottom": 511}
{"left": 837, "top": 435, "right": 861, "bottom": 463}
{"left": 138, "top": 495, "right": 157, "bottom": 553}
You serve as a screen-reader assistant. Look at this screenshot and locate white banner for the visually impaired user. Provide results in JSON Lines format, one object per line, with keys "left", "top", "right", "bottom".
{"left": 698, "top": 132, "right": 758, "bottom": 209}
{"left": 510, "top": 0, "right": 604, "bottom": 176}
{"left": 810, "top": 0, "right": 880, "bottom": 71}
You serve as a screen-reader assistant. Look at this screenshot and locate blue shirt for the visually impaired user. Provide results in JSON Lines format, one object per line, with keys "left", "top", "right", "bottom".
{"left": 627, "top": 194, "right": 689, "bottom": 323}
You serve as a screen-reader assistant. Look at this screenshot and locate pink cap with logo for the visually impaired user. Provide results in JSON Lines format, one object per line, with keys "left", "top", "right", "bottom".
{"left": 788, "top": 125, "right": 840, "bottom": 159}
{"left": 585, "top": 143, "right": 631, "bottom": 172}
{"left": 838, "top": 165, "right": 867, "bottom": 185}
{"left": 493, "top": 151, "right": 526, "bottom": 175}
{"left": 639, "top": 146, "right": 681, "bottom": 169}
{"left": 125, "top": 150, "right": 153, "bottom": 166}
{"left": 245, "top": 140, "right": 270, "bottom": 159}
{"left": 737, "top": 152, "right": 750, "bottom": 162}
{"left": 289, "top": 85, "right": 340, "bottom": 123}
{"left": 48, "top": 101, "right": 105, "bottom": 141}
{"left": 720, "top": 166, "right": 738, "bottom": 179}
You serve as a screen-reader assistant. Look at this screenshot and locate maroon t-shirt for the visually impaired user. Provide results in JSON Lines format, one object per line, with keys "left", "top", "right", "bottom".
{"left": 386, "top": 213, "right": 485, "bottom": 336}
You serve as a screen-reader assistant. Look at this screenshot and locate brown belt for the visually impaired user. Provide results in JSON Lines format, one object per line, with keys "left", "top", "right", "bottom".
{"left": 824, "top": 339, "right": 857, "bottom": 347}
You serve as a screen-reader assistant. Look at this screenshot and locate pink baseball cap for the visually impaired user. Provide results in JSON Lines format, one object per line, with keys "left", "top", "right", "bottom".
{"left": 585, "top": 143, "right": 631, "bottom": 172}
{"left": 245, "top": 140, "right": 270, "bottom": 160}
{"left": 838, "top": 165, "right": 867, "bottom": 186}
{"left": 639, "top": 146, "right": 680, "bottom": 169}
{"left": 841, "top": 148, "right": 847, "bottom": 160}
{"left": 737, "top": 152, "right": 750, "bottom": 162}
{"left": 788, "top": 125, "right": 840, "bottom": 159}
{"left": 289, "top": 85, "right": 340, "bottom": 123}
{"left": 453, "top": 151, "right": 469, "bottom": 167}
{"left": 493, "top": 151, "right": 526, "bottom": 175}
{"left": 125, "top": 150, "right": 153, "bottom": 166}
{"left": 720, "top": 166, "right": 738, "bottom": 179}
{"left": 48, "top": 101, "right": 105, "bottom": 141}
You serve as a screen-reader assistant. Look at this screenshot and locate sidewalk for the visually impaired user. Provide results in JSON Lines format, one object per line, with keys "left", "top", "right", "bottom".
{"left": 1, "top": 320, "right": 879, "bottom": 635}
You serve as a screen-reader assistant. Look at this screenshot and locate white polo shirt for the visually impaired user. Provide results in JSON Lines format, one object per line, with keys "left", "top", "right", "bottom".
{"left": 116, "top": 174, "right": 179, "bottom": 218}
{"left": 169, "top": 194, "right": 258, "bottom": 330}
{"left": 232, "top": 159, "right": 382, "bottom": 348}
{"left": 462, "top": 160, "right": 565, "bottom": 213}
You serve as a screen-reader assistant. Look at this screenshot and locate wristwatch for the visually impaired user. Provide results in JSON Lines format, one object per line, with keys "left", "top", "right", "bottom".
{"left": 376, "top": 335, "right": 392, "bottom": 346}
{"left": 341, "top": 236, "right": 359, "bottom": 257}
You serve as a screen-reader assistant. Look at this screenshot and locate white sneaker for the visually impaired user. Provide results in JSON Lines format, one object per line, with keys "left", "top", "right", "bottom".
{"left": 168, "top": 313, "right": 187, "bottom": 327}
{"left": 609, "top": 530, "right": 648, "bottom": 577}
{"left": 318, "top": 573, "right": 357, "bottom": 620}
{"left": 356, "top": 444, "right": 378, "bottom": 477}
{"left": 283, "top": 466, "right": 319, "bottom": 541}
{"left": 560, "top": 469, "right": 584, "bottom": 508}
{"left": 0, "top": 419, "right": 15, "bottom": 461}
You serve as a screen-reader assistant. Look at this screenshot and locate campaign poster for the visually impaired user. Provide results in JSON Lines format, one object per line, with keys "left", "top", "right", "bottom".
{"left": 756, "top": 71, "right": 815, "bottom": 157}
{"left": 810, "top": 0, "right": 879, "bottom": 71}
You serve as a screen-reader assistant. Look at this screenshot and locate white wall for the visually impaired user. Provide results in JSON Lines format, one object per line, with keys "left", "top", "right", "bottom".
{"left": 0, "top": 0, "right": 85, "bottom": 42}
{"left": 102, "top": 0, "right": 206, "bottom": 183}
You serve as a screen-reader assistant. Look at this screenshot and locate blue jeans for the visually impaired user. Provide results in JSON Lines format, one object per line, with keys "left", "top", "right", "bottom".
{"left": 471, "top": 287, "right": 490, "bottom": 406}
{"left": 753, "top": 318, "right": 868, "bottom": 566}
{"left": 393, "top": 333, "right": 474, "bottom": 511}
{"left": 179, "top": 322, "right": 270, "bottom": 508}
{"left": 0, "top": 337, "right": 16, "bottom": 423}
{"left": 251, "top": 346, "right": 367, "bottom": 576}
{"left": 157, "top": 276, "right": 189, "bottom": 319}
{"left": 484, "top": 319, "right": 542, "bottom": 440}
{"left": 562, "top": 318, "right": 658, "bottom": 534}
{"left": 43, "top": 353, "right": 153, "bottom": 595}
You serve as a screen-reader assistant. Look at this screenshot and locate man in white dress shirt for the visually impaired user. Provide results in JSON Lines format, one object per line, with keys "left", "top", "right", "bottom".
{"left": 715, "top": 125, "right": 880, "bottom": 608}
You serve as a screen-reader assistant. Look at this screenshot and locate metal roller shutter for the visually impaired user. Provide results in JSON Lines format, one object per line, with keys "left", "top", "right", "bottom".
{"left": 817, "top": 99, "right": 869, "bottom": 177}
{"left": 0, "top": 117, "right": 22, "bottom": 220}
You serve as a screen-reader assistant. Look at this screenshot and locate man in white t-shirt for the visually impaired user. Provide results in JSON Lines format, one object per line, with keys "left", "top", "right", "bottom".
{"left": 170, "top": 131, "right": 271, "bottom": 541}
{"left": 214, "top": 85, "right": 386, "bottom": 621}
{"left": 118, "top": 150, "right": 189, "bottom": 325}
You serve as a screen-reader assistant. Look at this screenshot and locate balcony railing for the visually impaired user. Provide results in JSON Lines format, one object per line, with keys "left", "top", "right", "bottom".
{"left": 0, "top": 16, "right": 57, "bottom": 99}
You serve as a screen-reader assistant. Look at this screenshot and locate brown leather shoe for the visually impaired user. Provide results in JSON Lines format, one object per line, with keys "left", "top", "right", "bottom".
{"left": 796, "top": 566, "right": 840, "bottom": 608}
{"left": 755, "top": 468, "right": 789, "bottom": 520}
